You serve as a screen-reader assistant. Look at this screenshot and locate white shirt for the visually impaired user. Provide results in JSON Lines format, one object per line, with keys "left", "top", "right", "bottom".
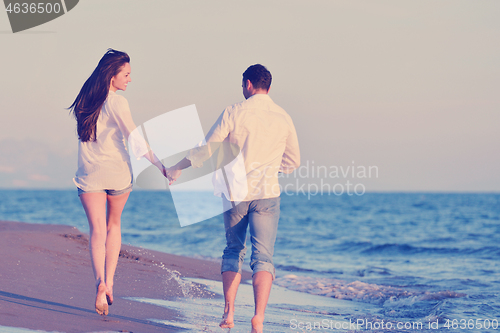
{"left": 73, "top": 91, "right": 149, "bottom": 191}
{"left": 187, "top": 94, "right": 300, "bottom": 201}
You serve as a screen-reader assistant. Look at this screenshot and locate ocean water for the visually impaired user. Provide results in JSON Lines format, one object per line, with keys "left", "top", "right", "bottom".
{"left": 0, "top": 190, "right": 499, "bottom": 332}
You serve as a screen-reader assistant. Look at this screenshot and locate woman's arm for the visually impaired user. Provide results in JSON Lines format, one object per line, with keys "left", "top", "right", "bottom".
{"left": 109, "top": 95, "right": 173, "bottom": 183}
{"left": 142, "top": 149, "right": 180, "bottom": 185}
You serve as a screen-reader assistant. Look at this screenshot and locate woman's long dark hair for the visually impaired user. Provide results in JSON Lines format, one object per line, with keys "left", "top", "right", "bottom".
{"left": 69, "top": 49, "right": 130, "bottom": 142}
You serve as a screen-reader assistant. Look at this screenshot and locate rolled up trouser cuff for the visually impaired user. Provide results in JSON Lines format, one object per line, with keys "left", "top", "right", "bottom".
{"left": 221, "top": 257, "right": 243, "bottom": 275}
{"left": 250, "top": 257, "right": 276, "bottom": 280}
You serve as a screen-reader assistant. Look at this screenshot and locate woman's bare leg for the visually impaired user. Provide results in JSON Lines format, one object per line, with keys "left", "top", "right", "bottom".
{"left": 80, "top": 193, "right": 108, "bottom": 315}
{"left": 104, "top": 192, "right": 130, "bottom": 305}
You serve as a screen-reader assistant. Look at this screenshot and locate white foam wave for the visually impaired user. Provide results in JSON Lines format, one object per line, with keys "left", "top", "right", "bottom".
{"left": 274, "top": 275, "right": 466, "bottom": 306}
{"left": 0, "top": 327, "right": 61, "bottom": 333}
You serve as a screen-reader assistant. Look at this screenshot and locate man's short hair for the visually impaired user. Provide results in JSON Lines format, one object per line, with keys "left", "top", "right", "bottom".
{"left": 243, "top": 64, "right": 272, "bottom": 91}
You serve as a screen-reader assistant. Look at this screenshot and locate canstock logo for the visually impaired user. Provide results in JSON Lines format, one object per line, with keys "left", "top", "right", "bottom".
{"left": 4, "top": 0, "right": 79, "bottom": 33}
{"left": 128, "top": 105, "right": 248, "bottom": 227}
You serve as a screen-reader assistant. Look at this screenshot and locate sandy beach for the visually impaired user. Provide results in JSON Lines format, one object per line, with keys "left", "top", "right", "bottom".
{"left": 0, "top": 220, "right": 252, "bottom": 333}
{"left": 1, "top": 192, "right": 497, "bottom": 333}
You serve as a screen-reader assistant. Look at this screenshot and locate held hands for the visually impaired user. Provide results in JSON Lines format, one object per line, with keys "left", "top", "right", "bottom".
{"left": 146, "top": 153, "right": 182, "bottom": 185}
{"left": 167, "top": 167, "right": 182, "bottom": 184}
{"left": 156, "top": 157, "right": 189, "bottom": 185}
{"left": 161, "top": 165, "right": 182, "bottom": 185}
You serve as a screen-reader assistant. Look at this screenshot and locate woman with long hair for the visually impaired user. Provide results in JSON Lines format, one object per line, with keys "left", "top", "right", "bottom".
{"left": 69, "top": 49, "right": 168, "bottom": 315}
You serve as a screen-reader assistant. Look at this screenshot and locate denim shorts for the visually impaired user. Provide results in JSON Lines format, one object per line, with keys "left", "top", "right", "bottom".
{"left": 77, "top": 183, "right": 133, "bottom": 197}
{"left": 221, "top": 196, "right": 281, "bottom": 279}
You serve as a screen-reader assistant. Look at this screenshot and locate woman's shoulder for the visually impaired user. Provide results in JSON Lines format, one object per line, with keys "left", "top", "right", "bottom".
{"left": 105, "top": 92, "right": 130, "bottom": 112}
{"left": 107, "top": 91, "right": 128, "bottom": 103}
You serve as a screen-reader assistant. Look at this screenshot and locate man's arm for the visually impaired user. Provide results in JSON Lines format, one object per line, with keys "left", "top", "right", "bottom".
{"left": 167, "top": 108, "right": 232, "bottom": 182}
{"left": 280, "top": 118, "right": 300, "bottom": 174}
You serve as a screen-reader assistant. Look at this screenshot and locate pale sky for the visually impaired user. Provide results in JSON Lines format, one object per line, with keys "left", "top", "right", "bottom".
{"left": 0, "top": 0, "right": 499, "bottom": 191}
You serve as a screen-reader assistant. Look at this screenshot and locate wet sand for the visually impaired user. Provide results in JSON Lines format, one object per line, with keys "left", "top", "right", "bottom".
{"left": 0, "top": 220, "right": 251, "bottom": 333}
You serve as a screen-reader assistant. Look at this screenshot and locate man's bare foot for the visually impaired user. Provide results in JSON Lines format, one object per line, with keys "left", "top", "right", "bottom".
{"left": 219, "top": 312, "right": 234, "bottom": 328}
{"left": 251, "top": 315, "right": 264, "bottom": 333}
{"left": 106, "top": 286, "right": 113, "bottom": 305}
{"left": 95, "top": 284, "right": 109, "bottom": 315}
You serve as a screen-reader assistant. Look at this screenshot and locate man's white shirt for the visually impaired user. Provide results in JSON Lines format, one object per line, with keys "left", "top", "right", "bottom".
{"left": 187, "top": 94, "right": 300, "bottom": 201}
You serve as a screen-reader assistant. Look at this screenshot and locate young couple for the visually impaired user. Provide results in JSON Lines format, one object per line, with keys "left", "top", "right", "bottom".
{"left": 70, "top": 49, "right": 300, "bottom": 332}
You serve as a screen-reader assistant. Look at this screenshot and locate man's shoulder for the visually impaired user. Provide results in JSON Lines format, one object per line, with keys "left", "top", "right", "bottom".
{"left": 224, "top": 100, "right": 245, "bottom": 113}
{"left": 225, "top": 94, "right": 289, "bottom": 116}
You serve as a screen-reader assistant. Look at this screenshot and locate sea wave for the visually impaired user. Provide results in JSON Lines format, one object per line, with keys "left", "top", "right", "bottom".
{"left": 274, "top": 275, "right": 466, "bottom": 306}
{"left": 359, "top": 243, "right": 500, "bottom": 258}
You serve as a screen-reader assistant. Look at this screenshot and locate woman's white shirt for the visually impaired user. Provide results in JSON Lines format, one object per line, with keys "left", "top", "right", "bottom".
{"left": 73, "top": 90, "right": 149, "bottom": 191}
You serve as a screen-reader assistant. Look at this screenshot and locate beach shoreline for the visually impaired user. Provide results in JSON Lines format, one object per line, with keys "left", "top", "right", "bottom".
{"left": 0, "top": 220, "right": 252, "bottom": 333}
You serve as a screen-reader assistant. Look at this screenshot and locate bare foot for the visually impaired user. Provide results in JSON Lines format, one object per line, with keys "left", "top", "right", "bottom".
{"left": 106, "top": 286, "right": 113, "bottom": 305}
{"left": 219, "top": 312, "right": 234, "bottom": 328}
{"left": 95, "top": 284, "right": 109, "bottom": 315}
{"left": 251, "top": 315, "right": 264, "bottom": 333}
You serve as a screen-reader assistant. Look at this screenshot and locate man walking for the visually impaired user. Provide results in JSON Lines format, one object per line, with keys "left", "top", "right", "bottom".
{"left": 168, "top": 64, "right": 300, "bottom": 332}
